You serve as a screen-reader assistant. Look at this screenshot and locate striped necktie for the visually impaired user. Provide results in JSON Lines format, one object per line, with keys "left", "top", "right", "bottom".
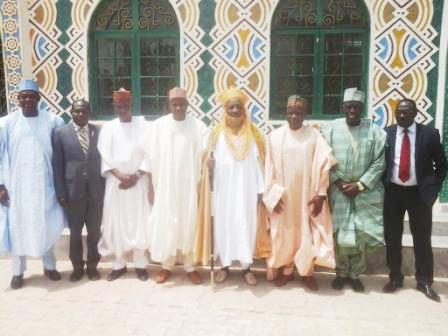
{"left": 77, "top": 126, "right": 89, "bottom": 156}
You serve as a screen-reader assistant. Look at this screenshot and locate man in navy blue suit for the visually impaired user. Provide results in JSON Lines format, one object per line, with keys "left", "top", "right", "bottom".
{"left": 382, "top": 99, "right": 446, "bottom": 302}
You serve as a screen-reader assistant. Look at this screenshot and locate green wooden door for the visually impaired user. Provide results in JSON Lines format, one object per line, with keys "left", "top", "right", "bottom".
{"left": 270, "top": 0, "right": 370, "bottom": 120}
{"left": 89, "top": 0, "right": 179, "bottom": 119}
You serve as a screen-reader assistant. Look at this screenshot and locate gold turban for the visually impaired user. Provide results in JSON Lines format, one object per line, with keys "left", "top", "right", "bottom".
{"left": 219, "top": 87, "right": 248, "bottom": 106}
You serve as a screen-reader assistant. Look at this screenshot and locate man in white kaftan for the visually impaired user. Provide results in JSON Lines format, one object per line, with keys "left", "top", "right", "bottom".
{"left": 143, "top": 87, "right": 208, "bottom": 284}
{"left": 0, "top": 80, "right": 65, "bottom": 289}
{"left": 97, "top": 88, "right": 151, "bottom": 281}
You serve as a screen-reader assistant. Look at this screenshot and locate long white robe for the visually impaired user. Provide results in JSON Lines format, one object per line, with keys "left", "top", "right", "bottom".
{"left": 142, "top": 114, "right": 208, "bottom": 263}
{"left": 0, "top": 125, "right": 9, "bottom": 254}
{"left": 97, "top": 117, "right": 151, "bottom": 258}
{"left": 1, "top": 109, "right": 65, "bottom": 257}
{"left": 213, "top": 133, "right": 264, "bottom": 267}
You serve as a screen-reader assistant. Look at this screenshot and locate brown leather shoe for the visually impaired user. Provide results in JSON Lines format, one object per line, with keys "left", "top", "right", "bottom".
{"left": 156, "top": 269, "right": 171, "bottom": 284}
{"left": 215, "top": 268, "right": 229, "bottom": 283}
{"left": 243, "top": 271, "right": 257, "bottom": 286}
{"left": 302, "top": 276, "right": 319, "bottom": 291}
{"left": 187, "top": 271, "right": 203, "bottom": 285}
{"left": 274, "top": 273, "right": 294, "bottom": 287}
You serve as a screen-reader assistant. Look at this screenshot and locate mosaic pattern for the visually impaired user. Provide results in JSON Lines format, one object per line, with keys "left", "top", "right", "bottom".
{"left": 0, "top": 0, "right": 23, "bottom": 112}
{"left": 371, "top": 0, "right": 438, "bottom": 127}
{"left": 0, "top": 0, "right": 443, "bottom": 127}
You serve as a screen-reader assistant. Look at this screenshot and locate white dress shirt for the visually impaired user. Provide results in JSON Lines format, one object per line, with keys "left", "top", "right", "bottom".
{"left": 391, "top": 122, "right": 417, "bottom": 186}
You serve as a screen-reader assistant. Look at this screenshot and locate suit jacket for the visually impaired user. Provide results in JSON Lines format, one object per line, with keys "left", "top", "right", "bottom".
{"left": 384, "top": 123, "right": 447, "bottom": 206}
{"left": 52, "top": 123, "right": 105, "bottom": 203}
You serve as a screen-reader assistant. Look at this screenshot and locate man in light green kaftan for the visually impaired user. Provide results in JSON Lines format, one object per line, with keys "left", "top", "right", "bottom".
{"left": 321, "top": 88, "right": 386, "bottom": 293}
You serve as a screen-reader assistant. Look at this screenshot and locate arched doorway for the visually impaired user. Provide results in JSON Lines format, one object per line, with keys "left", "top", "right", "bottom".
{"left": 270, "top": 0, "right": 370, "bottom": 119}
{"left": 89, "top": 0, "right": 180, "bottom": 118}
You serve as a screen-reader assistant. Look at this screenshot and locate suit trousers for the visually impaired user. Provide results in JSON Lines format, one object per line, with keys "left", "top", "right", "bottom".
{"left": 66, "top": 188, "right": 102, "bottom": 270}
{"left": 384, "top": 183, "right": 433, "bottom": 285}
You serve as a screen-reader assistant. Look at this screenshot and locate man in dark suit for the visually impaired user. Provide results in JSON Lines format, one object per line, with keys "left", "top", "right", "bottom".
{"left": 52, "top": 99, "right": 105, "bottom": 282}
{"left": 383, "top": 98, "right": 447, "bottom": 302}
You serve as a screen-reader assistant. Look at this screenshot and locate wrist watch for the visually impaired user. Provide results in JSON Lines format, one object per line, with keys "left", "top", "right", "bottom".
{"left": 356, "top": 181, "right": 365, "bottom": 191}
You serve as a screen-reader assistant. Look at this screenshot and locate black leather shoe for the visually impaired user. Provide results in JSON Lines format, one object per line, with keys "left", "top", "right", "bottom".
{"left": 383, "top": 280, "right": 403, "bottom": 293}
{"left": 135, "top": 268, "right": 149, "bottom": 281}
{"left": 86, "top": 268, "right": 101, "bottom": 281}
{"left": 44, "top": 269, "right": 62, "bottom": 281}
{"left": 350, "top": 278, "right": 365, "bottom": 293}
{"left": 107, "top": 267, "right": 127, "bottom": 281}
{"left": 416, "top": 283, "right": 441, "bottom": 302}
{"left": 10, "top": 275, "right": 24, "bottom": 289}
{"left": 69, "top": 268, "right": 84, "bottom": 282}
{"left": 331, "top": 276, "right": 347, "bottom": 290}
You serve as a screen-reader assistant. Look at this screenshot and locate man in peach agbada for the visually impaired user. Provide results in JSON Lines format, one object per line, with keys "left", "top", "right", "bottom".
{"left": 264, "top": 95, "right": 336, "bottom": 290}
{"left": 193, "top": 88, "right": 271, "bottom": 286}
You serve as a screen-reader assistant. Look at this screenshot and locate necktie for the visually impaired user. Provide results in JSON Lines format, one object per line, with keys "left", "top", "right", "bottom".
{"left": 77, "top": 126, "right": 89, "bottom": 156}
{"left": 398, "top": 128, "right": 410, "bottom": 182}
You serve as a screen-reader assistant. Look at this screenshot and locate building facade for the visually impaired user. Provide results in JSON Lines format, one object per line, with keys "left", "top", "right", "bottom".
{"left": 1, "top": 0, "right": 448, "bottom": 215}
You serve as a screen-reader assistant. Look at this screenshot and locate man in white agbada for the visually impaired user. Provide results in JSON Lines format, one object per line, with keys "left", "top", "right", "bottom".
{"left": 0, "top": 80, "right": 65, "bottom": 289}
{"left": 97, "top": 88, "right": 151, "bottom": 282}
{"left": 143, "top": 87, "right": 208, "bottom": 284}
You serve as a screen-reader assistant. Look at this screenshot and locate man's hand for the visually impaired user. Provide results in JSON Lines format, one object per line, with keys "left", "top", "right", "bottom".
{"left": 207, "top": 157, "right": 215, "bottom": 171}
{"left": 273, "top": 198, "right": 284, "bottom": 214}
{"left": 0, "top": 185, "right": 10, "bottom": 207}
{"left": 112, "top": 169, "right": 139, "bottom": 190}
{"left": 341, "top": 183, "right": 360, "bottom": 199}
{"left": 334, "top": 179, "right": 360, "bottom": 199}
{"left": 258, "top": 193, "right": 264, "bottom": 205}
{"left": 119, "top": 173, "right": 139, "bottom": 190}
{"left": 58, "top": 197, "right": 68, "bottom": 208}
{"left": 308, "top": 195, "right": 326, "bottom": 217}
{"left": 148, "top": 188, "right": 154, "bottom": 205}
{"left": 334, "top": 179, "right": 346, "bottom": 193}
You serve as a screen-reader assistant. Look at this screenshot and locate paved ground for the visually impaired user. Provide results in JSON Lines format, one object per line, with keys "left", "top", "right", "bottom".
{"left": 0, "top": 259, "right": 447, "bottom": 336}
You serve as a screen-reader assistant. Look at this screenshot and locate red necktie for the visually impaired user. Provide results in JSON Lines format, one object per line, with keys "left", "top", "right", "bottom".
{"left": 399, "top": 129, "right": 410, "bottom": 182}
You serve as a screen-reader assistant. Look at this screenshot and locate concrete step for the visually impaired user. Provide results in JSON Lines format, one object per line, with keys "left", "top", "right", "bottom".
{"left": 2, "top": 226, "right": 448, "bottom": 277}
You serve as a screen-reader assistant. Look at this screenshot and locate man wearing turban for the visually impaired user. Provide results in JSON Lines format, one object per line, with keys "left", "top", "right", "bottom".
{"left": 264, "top": 95, "right": 336, "bottom": 290}
{"left": 193, "top": 88, "right": 270, "bottom": 286}
{"left": 97, "top": 88, "right": 152, "bottom": 282}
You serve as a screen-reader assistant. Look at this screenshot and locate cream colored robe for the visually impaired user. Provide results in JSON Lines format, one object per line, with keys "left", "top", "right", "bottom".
{"left": 264, "top": 125, "right": 336, "bottom": 277}
{"left": 142, "top": 114, "right": 208, "bottom": 263}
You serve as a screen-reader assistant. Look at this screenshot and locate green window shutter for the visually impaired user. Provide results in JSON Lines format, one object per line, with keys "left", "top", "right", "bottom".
{"left": 271, "top": 0, "right": 370, "bottom": 120}
{"left": 89, "top": 0, "right": 180, "bottom": 120}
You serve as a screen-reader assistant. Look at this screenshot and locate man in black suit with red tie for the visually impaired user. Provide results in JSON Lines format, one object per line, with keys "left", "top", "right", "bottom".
{"left": 382, "top": 99, "right": 447, "bottom": 302}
